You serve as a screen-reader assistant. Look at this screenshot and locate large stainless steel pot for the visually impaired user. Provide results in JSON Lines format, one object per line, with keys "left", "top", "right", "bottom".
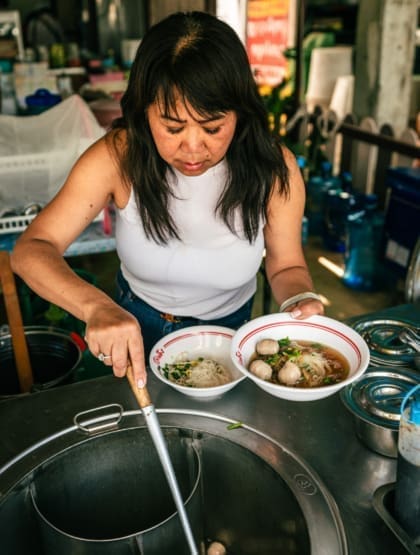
{"left": 0, "top": 325, "right": 82, "bottom": 397}
{"left": 0, "top": 406, "right": 348, "bottom": 555}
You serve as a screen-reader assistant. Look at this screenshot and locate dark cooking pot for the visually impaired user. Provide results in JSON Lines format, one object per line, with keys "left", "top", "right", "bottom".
{"left": 30, "top": 427, "right": 202, "bottom": 555}
{"left": 0, "top": 325, "right": 83, "bottom": 398}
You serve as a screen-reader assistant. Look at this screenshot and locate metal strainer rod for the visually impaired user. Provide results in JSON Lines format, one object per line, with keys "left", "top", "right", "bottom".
{"left": 126, "top": 367, "right": 199, "bottom": 554}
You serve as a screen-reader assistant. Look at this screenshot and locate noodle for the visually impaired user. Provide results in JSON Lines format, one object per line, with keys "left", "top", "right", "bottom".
{"left": 161, "top": 357, "right": 233, "bottom": 388}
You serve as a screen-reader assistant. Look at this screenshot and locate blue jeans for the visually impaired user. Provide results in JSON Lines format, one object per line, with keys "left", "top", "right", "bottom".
{"left": 115, "top": 270, "right": 254, "bottom": 361}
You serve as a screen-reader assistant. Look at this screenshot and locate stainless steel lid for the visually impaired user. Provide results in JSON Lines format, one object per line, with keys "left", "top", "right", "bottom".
{"left": 340, "top": 367, "right": 420, "bottom": 430}
{"left": 351, "top": 318, "right": 419, "bottom": 367}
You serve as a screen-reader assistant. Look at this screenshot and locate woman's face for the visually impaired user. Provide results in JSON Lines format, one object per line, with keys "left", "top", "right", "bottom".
{"left": 147, "top": 98, "right": 237, "bottom": 176}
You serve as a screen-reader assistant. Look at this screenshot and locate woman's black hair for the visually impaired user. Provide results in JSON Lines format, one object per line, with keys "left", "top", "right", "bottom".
{"left": 112, "top": 11, "right": 289, "bottom": 244}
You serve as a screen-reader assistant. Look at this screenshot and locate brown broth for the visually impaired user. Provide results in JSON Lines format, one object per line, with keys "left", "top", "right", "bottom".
{"left": 250, "top": 339, "right": 350, "bottom": 388}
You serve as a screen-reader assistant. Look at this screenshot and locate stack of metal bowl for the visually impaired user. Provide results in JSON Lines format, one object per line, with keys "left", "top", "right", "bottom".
{"left": 340, "top": 366, "right": 419, "bottom": 457}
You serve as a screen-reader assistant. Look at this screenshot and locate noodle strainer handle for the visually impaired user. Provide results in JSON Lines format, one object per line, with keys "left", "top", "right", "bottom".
{"left": 126, "top": 367, "right": 199, "bottom": 555}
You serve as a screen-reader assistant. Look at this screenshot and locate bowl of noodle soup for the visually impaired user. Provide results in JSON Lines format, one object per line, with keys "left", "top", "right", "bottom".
{"left": 149, "top": 325, "right": 246, "bottom": 399}
{"left": 231, "top": 314, "right": 370, "bottom": 402}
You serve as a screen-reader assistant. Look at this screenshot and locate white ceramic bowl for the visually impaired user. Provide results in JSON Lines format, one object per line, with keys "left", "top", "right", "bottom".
{"left": 149, "top": 325, "right": 246, "bottom": 399}
{"left": 231, "top": 313, "right": 370, "bottom": 402}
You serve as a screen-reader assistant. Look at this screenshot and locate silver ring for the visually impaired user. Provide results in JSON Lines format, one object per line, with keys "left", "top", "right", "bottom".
{"left": 98, "top": 352, "right": 112, "bottom": 362}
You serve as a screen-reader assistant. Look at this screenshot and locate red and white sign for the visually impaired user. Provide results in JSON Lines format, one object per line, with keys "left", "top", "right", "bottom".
{"left": 246, "top": 0, "right": 290, "bottom": 87}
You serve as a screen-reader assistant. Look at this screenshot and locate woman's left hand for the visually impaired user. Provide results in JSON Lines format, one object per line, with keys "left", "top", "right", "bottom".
{"left": 283, "top": 298, "right": 324, "bottom": 319}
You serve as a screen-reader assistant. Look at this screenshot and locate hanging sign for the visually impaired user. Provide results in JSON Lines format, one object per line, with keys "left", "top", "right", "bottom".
{"left": 246, "top": 0, "right": 290, "bottom": 87}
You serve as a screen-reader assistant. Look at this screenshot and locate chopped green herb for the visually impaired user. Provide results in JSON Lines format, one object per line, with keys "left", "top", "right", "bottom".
{"left": 227, "top": 421, "right": 243, "bottom": 430}
{"left": 278, "top": 337, "right": 291, "bottom": 347}
{"left": 265, "top": 353, "right": 280, "bottom": 365}
{"left": 283, "top": 347, "right": 301, "bottom": 358}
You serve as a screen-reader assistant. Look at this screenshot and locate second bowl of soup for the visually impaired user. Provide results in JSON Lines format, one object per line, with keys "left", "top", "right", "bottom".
{"left": 149, "top": 325, "right": 245, "bottom": 399}
{"left": 231, "top": 314, "right": 370, "bottom": 401}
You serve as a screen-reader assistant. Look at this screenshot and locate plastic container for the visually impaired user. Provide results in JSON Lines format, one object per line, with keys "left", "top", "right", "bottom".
{"left": 394, "top": 384, "right": 420, "bottom": 543}
{"left": 322, "top": 189, "right": 357, "bottom": 252}
{"left": 305, "top": 161, "right": 342, "bottom": 237}
{"left": 343, "top": 194, "right": 385, "bottom": 291}
{"left": 305, "top": 175, "right": 326, "bottom": 235}
{"left": 25, "top": 88, "right": 61, "bottom": 114}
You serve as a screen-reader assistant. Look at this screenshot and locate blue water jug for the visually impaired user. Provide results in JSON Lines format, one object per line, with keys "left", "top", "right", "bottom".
{"left": 322, "top": 189, "right": 357, "bottom": 252}
{"left": 305, "top": 161, "right": 342, "bottom": 237}
{"left": 342, "top": 194, "right": 385, "bottom": 291}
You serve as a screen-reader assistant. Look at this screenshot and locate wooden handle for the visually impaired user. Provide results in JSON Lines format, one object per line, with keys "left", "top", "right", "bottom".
{"left": 0, "top": 251, "right": 33, "bottom": 393}
{"left": 126, "top": 364, "right": 152, "bottom": 408}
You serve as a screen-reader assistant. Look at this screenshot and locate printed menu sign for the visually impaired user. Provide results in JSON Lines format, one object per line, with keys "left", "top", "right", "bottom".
{"left": 246, "top": 0, "right": 290, "bottom": 86}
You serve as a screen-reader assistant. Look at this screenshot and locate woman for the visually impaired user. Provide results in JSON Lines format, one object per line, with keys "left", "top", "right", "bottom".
{"left": 11, "top": 11, "right": 323, "bottom": 388}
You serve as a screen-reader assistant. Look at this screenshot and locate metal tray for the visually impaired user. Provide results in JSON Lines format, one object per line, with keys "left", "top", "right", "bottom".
{"left": 373, "top": 483, "right": 420, "bottom": 554}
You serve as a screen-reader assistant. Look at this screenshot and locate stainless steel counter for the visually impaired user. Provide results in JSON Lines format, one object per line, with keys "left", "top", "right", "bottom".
{"left": 1, "top": 303, "right": 419, "bottom": 554}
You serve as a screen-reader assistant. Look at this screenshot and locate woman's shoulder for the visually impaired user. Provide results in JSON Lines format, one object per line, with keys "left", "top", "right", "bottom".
{"left": 279, "top": 144, "right": 298, "bottom": 170}
{"left": 105, "top": 127, "right": 128, "bottom": 156}
{"left": 268, "top": 145, "right": 304, "bottom": 206}
{"left": 76, "top": 129, "right": 126, "bottom": 172}
{"left": 68, "top": 129, "right": 129, "bottom": 203}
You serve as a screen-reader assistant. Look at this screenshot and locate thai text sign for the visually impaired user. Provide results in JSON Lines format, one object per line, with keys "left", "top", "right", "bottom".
{"left": 246, "top": 0, "right": 290, "bottom": 86}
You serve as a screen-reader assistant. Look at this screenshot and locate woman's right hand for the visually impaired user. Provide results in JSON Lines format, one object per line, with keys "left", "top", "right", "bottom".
{"left": 84, "top": 300, "right": 147, "bottom": 387}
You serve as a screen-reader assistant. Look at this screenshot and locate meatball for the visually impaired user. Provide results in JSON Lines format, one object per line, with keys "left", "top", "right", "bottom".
{"left": 249, "top": 359, "right": 272, "bottom": 380}
{"left": 278, "top": 360, "right": 302, "bottom": 385}
{"left": 207, "top": 541, "right": 227, "bottom": 555}
{"left": 256, "top": 338, "right": 279, "bottom": 355}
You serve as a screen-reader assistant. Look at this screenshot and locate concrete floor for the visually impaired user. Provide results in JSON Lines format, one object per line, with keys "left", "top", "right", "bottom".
{"left": 68, "top": 235, "right": 406, "bottom": 324}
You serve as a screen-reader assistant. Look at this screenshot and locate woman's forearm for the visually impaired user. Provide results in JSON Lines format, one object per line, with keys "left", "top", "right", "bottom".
{"left": 11, "top": 238, "right": 115, "bottom": 322}
{"left": 267, "top": 264, "right": 316, "bottom": 308}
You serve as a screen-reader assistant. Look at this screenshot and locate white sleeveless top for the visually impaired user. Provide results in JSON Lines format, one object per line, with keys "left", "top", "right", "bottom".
{"left": 115, "top": 159, "right": 265, "bottom": 319}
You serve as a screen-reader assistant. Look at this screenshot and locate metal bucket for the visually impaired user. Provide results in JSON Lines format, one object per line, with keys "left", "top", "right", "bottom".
{"left": 30, "top": 427, "right": 202, "bottom": 554}
{"left": 0, "top": 325, "right": 82, "bottom": 397}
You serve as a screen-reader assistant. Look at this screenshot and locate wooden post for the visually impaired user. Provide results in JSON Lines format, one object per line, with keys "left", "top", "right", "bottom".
{"left": 0, "top": 251, "right": 33, "bottom": 393}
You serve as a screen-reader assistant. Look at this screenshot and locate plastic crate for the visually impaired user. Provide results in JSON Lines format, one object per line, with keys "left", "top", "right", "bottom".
{"left": 0, "top": 150, "right": 72, "bottom": 214}
{"left": 0, "top": 209, "right": 103, "bottom": 236}
{"left": 0, "top": 214, "right": 36, "bottom": 235}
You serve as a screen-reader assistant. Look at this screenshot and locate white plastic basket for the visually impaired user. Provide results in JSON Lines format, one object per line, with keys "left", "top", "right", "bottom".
{"left": 0, "top": 95, "right": 106, "bottom": 223}
{"left": 0, "top": 214, "right": 36, "bottom": 235}
{"left": 0, "top": 149, "right": 74, "bottom": 211}
{"left": 0, "top": 209, "right": 104, "bottom": 236}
